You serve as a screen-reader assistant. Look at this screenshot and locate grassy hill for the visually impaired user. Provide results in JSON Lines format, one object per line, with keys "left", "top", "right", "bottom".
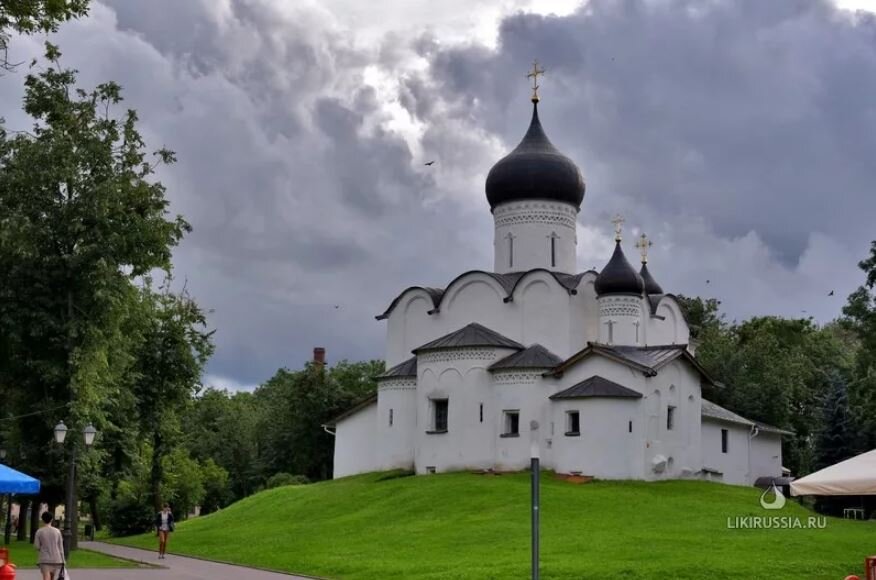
{"left": 114, "top": 471, "right": 873, "bottom": 579}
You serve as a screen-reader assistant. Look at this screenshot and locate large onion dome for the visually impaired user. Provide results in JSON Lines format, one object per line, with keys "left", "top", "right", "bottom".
{"left": 594, "top": 242, "right": 645, "bottom": 296}
{"left": 640, "top": 263, "right": 664, "bottom": 295}
{"left": 485, "top": 102, "right": 585, "bottom": 211}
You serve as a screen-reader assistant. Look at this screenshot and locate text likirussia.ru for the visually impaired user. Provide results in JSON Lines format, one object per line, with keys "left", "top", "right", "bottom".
{"left": 726, "top": 516, "right": 828, "bottom": 529}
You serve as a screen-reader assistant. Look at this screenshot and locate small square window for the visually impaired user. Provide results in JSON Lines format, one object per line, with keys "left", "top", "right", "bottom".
{"left": 566, "top": 411, "right": 580, "bottom": 436}
{"left": 721, "top": 429, "right": 729, "bottom": 453}
{"left": 501, "top": 410, "right": 520, "bottom": 437}
{"left": 667, "top": 406, "right": 676, "bottom": 431}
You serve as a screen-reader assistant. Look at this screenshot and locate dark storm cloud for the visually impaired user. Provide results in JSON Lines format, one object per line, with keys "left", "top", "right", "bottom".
{"left": 2, "top": 0, "right": 872, "bottom": 388}
{"left": 420, "top": 0, "right": 876, "bottom": 266}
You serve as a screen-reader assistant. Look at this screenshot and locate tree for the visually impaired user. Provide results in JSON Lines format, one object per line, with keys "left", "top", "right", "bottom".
{"left": 814, "top": 372, "right": 857, "bottom": 470}
{"left": 0, "top": 0, "right": 89, "bottom": 70}
{"left": 199, "top": 459, "right": 230, "bottom": 515}
{"left": 131, "top": 284, "right": 213, "bottom": 511}
{"left": 0, "top": 44, "right": 190, "bottom": 533}
{"left": 841, "top": 240, "right": 876, "bottom": 448}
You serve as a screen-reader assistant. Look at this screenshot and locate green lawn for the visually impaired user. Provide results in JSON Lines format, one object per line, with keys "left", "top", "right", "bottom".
{"left": 113, "top": 471, "right": 874, "bottom": 579}
{"left": 6, "top": 540, "right": 137, "bottom": 568}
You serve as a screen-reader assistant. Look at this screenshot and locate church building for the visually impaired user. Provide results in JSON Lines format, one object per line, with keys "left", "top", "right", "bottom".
{"left": 328, "top": 72, "right": 790, "bottom": 485}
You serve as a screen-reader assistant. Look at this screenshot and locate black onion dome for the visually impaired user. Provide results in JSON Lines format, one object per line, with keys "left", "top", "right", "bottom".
{"left": 640, "top": 263, "right": 664, "bottom": 295}
{"left": 485, "top": 103, "right": 585, "bottom": 211}
{"left": 594, "top": 242, "right": 645, "bottom": 296}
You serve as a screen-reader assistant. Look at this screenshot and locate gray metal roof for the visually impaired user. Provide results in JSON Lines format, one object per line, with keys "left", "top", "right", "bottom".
{"left": 489, "top": 344, "right": 563, "bottom": 371}
{"left": 701, "top": 399, "right": 754, "bottom": 427}
{"left": 606, "top": 344, "right": 688, "bottom": 370}
{"left": 550, "top": 375, "right": 643, "bottom": 399}
{"left": 378, "top": 356, "right": 417, "bottom": 379}
{"left": 412, "top": 322, "right": 524, "bottom": 353}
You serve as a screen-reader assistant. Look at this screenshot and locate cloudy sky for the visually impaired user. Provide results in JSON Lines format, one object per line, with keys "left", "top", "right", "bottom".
{"left": 2, "top": 0, "right": 875, "bottom": 390}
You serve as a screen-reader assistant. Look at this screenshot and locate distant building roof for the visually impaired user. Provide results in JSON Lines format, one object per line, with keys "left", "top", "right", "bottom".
{"left": 489, "top": 344, "right": 563, "bottom": 371}
{"left": 378, "top": 357, "right": 417, "bottom": 380}
{"left": 412, "top": 322, "right": 524, "bottom": 354}
{"left": 550, "top": 375, "right": 643, "bottom": 400}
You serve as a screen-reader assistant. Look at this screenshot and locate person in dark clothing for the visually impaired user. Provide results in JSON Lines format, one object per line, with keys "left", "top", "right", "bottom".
{"left": 155, "top": 503, "right": 175, "bottom": 559}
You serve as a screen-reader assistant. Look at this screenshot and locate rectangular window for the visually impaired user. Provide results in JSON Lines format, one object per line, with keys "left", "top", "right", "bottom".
{"left": 667, "top": 406, "right": 676, "bottom": 431}
{"left": 501, "top": 410, "right": 520, "bottom": 437}
{"left": 479, "top": 403, "right": 484, "bottom": 423}
{"left": 628, "top": 420, "right": 633, "bottom": 434}
{"left": 550, "top": 236, "right": 556, "bottom": 267}
{"left": 721, "top": 429, "right": 729, "bottom": 453}
{"left": 389, "top": 408, "right": 394, "bottom": 427}
{"left": 432, "top": 399, "right": 448, "bottom": 432}
{"left": 509, "top": 236, "right": 514, "bottom": 268}
{"left": 566, "top": 411, "right": 580, "bottom": 436}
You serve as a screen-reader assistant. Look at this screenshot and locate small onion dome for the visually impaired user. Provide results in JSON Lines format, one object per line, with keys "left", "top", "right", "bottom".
{"left": 594, "top": 242, "right": 645, "bottom": 296}
{"left": 640, "top": 263, "right": 664, "bottom": 295}
{"left": 485, "top": 102, "right": 585, "bottom": 211}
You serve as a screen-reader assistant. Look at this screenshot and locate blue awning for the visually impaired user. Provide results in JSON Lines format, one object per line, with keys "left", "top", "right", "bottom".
{"left": 0, "top": 463, "right": 40, "bottom": 494}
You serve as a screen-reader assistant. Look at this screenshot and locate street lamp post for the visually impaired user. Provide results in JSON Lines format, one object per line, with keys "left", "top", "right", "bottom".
{"left": 54, "top": 421, "right": 97, "bottom": 559}
{"left": 530, "top": 420, "right": 540, "bottom": 580}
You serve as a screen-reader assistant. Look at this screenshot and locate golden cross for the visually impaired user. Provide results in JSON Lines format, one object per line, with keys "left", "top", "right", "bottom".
{"left": 635, "top": 233, "right": 653, "bottom": 264}
{"left": 527, "top": 60, "right": 546, "bottom": 102}
{"left": 611, "top": 214, "right": 625, "bottom": 242}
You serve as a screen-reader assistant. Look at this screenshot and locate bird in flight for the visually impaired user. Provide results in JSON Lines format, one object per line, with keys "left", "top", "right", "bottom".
{"left": 334, "top": 305, "right": 340, "bottom": 309}
{"left": 828, "top": 290, "right": 835, "bottom": 296}
{"left": 424, "top": 161, "right": 436, "bottom": 166}
{"left": 705, "top": 279, "right": 711, "bottom": 284}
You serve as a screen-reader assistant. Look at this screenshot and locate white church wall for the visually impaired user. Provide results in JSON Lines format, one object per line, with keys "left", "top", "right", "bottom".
{"left": 642, "top": 362, "right": 703, "bottom": 480}
{"left": 493, "top": 200, "right": 578, "bottom": 274}
{"left": 551, "top": 398, "right": 644, "bottom": 478}
{"left": 333, "top": 402, "right": 378, "bottom": 478}
{"left": 648, "top": 297, "right": 690, "bottom": 346}
{"left": 570, "top": 274, "right": 599, "bottom": 351}
{"left": 376, "top": 379, "right": 417, "bottom": 471}
{"left": 701, "top": 420, "right": 752, "bottom": 485}
{"left": 385, "top": 290, "right": 434, "bottom": 367}
{"left": 517, "top": 273, "right": 572, "bottom": 357}
{"left": 493, "top": 371, "right": 552, "bottom": 471}
{"left": 415, "top": 347, "right": 515, "bottom": 474}
{"left": 750, "top": 431, "right": 783, "bottom": 481}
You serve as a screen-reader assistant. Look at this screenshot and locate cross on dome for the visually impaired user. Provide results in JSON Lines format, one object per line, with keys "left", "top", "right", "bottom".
{"left": 611, "top": 214, "right": 625, "bottom": 242}
{"left": 527, "top": 60, "right": 546, "bottom": 103}
{"left": 635, "top": 233, "right": 653, "bottom": 264}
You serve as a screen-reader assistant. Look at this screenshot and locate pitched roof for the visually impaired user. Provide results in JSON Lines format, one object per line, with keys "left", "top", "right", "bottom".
{"left": 324, "top": 393, "right": 377, "bottom": 427}
{"left": 701, "top": 399, "right": 754, "bottom": 427}
{"left": 412, "top": 322, "right": 524, "bottom": 354}
{"left": 489, "top": 344, "right": 563, "bottom": 371}
{"left": 700, "top": 400, "right": 794, "bottom": 436}
{"left": 547, "top": 342, "right": 718, "bottom": 387}
{"left": 378, "top": 356, "right": 417, "bottom": 380}
{"left": 550, "top": 375, "right": 643, "bottom": 400}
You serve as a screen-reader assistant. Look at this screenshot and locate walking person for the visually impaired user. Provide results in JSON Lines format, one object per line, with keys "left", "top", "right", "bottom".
{"left": 155, "top": 503, "right": 175, "bottom": 559}
{"left": 34, "top": 511, "right": 65, "bottom": 580}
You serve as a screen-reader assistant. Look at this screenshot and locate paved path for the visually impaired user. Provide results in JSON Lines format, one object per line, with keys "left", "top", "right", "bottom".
{"left": 17, "top": 542, "right": 318, "bottom": 580}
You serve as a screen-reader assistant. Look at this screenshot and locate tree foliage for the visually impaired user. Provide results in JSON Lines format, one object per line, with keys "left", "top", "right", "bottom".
{"left": 0, "top": 0, "right": 89, "bottom": 70}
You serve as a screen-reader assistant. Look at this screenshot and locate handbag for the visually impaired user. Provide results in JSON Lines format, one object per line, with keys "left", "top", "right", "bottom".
{"left": 59, "top": 564, "right": 71, "bottom": 580}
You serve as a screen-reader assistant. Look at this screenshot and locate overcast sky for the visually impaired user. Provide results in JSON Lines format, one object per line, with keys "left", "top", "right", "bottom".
{"left": 2, "top": 0, "right": 875, "bottom": 390}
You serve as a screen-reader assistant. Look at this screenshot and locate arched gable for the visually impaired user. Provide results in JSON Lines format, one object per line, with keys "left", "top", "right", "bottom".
{"left": 376, "top": 286, "right": 443, "bottom": 320}
{"left": 650, "top": 294, "right": 690, "bottom": 346}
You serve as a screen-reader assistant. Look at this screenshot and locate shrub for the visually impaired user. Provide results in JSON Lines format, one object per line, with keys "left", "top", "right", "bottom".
{"left": 107, "top": 495, "right": 154, "bottom": 537}
{"left": 266, "top": 472, "right": 310, "bottom": 489}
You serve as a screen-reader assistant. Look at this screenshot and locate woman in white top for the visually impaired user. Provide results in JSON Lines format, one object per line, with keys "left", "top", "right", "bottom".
{"left": 154, "top": 503, "right": 175, "bottom": 559}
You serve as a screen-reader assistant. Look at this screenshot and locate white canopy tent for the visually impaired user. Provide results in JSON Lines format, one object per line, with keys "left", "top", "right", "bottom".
{"left": 791, "top": 449, "right": 876, "bottom": 496}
